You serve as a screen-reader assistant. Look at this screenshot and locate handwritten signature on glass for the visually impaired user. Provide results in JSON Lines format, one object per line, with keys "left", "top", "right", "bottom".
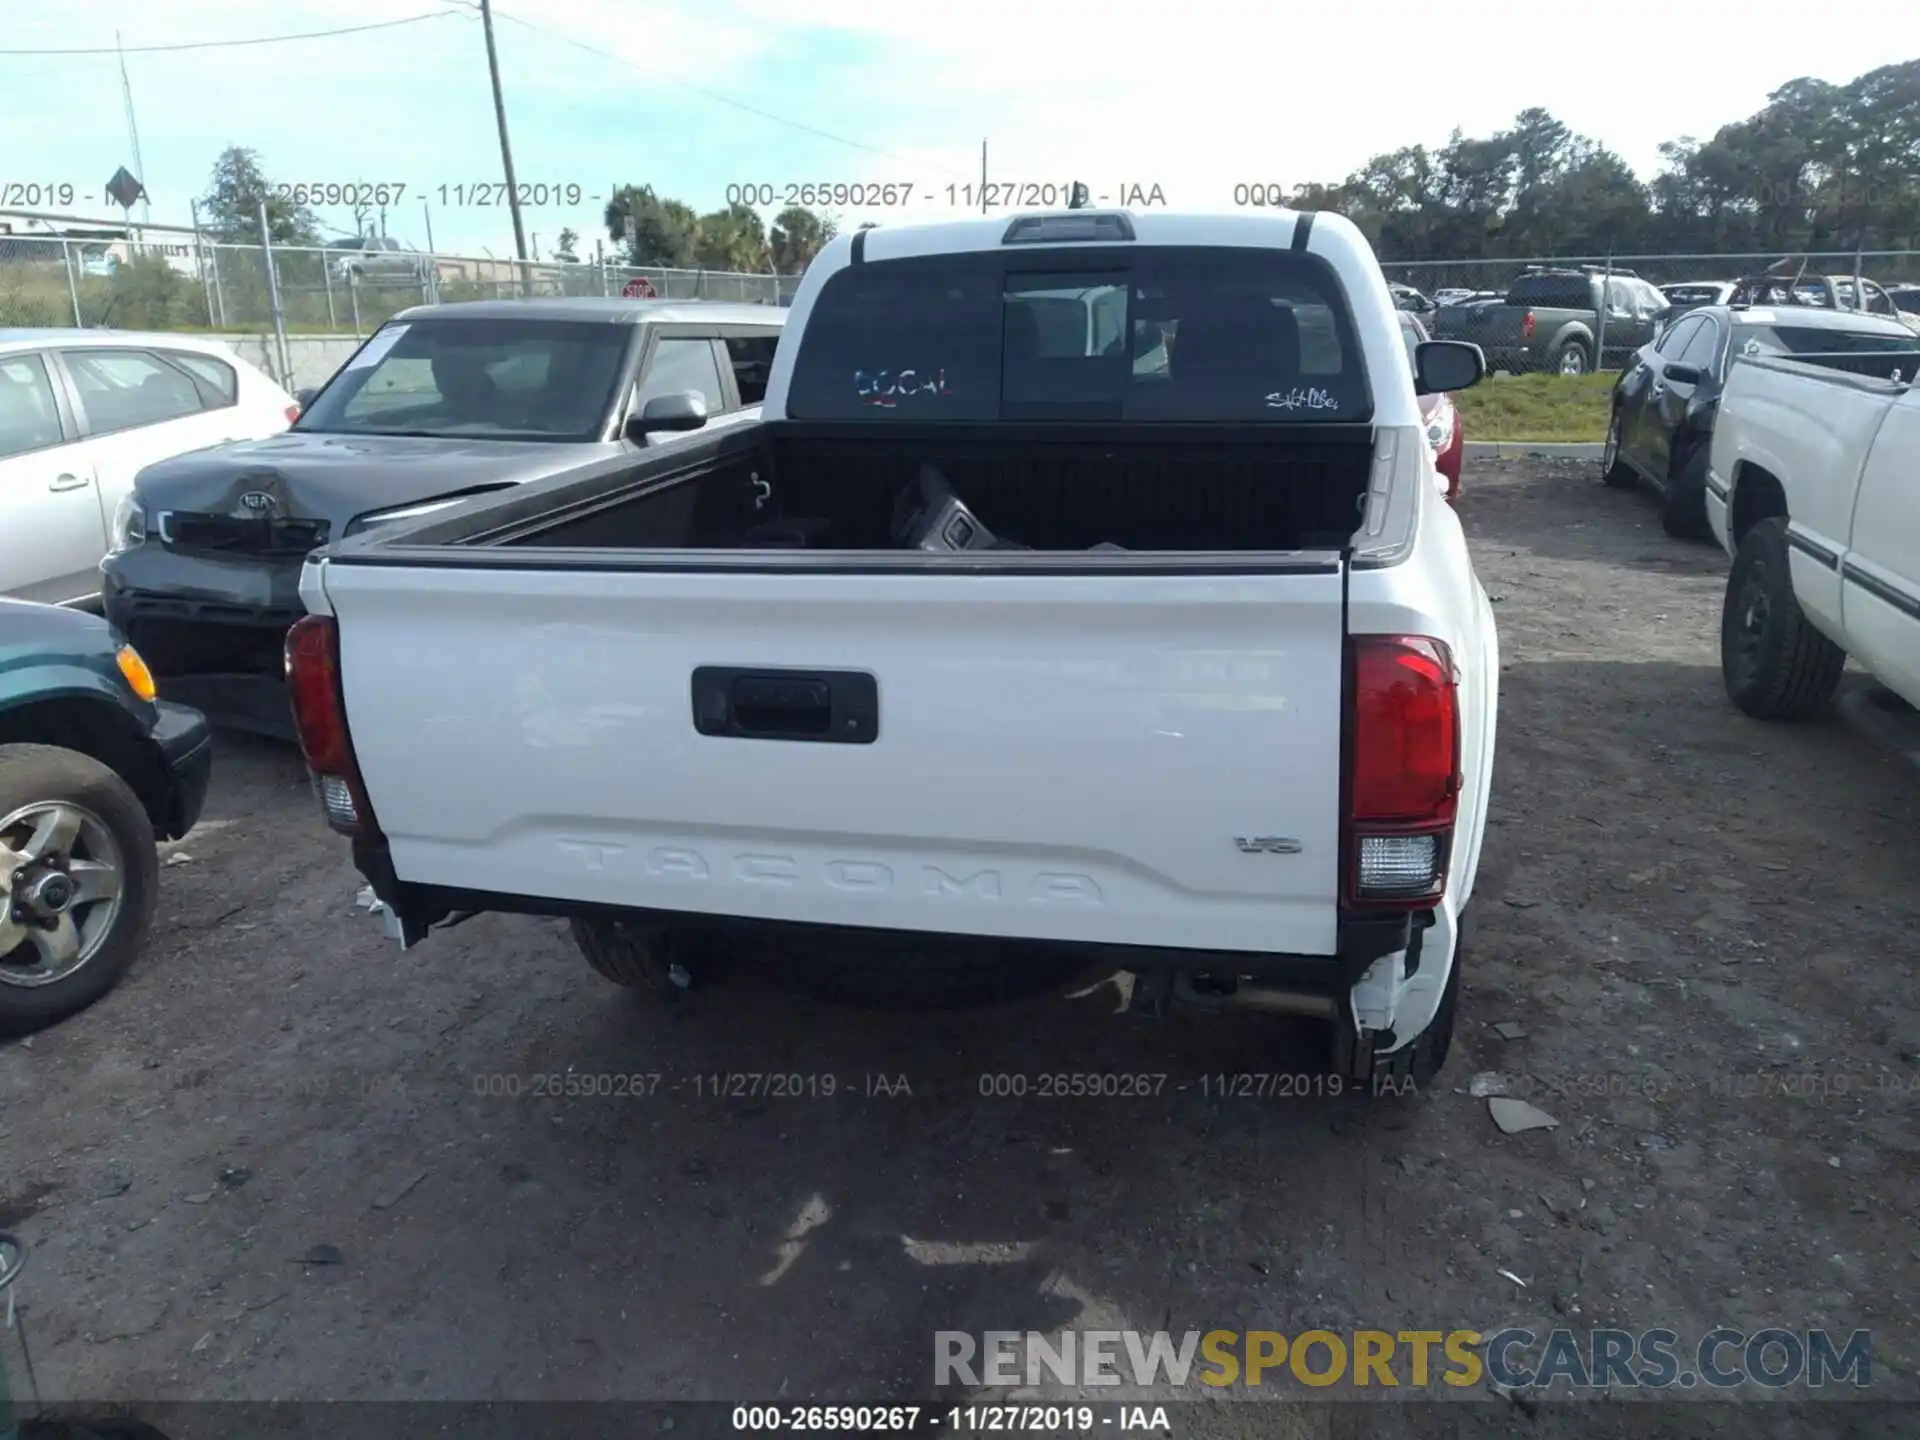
{"left": 1265, "top": 387, "right": 1339, "bottom": 411}
{"left": 856, "top": 368, "right": 954, "bottom": 408}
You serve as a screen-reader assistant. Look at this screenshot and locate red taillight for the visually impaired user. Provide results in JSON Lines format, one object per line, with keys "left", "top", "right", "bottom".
{"left": 285, "top": 615, "right": 379, "bottom": 838}
{"left": 1346, "top": 636, "right": 1460, "bottom": 909}
{"left": 285, "top": 403, "right": 302, "bottom": 424}
{"left": 1521, "top": 310, "right": 1536, "bottom": 340}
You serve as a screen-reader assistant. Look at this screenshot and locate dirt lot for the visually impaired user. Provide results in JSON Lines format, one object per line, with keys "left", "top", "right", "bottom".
{"left": 4, "top": 457, "right": 1918, "bottom": 1436}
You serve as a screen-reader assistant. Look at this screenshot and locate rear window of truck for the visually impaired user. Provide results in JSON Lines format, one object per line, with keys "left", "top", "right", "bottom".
{"left": 784, "top": 247, "right": 1371, "bottom": 423}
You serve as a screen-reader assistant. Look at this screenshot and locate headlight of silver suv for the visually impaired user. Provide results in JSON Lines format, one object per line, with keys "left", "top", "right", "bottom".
{"left": 109, "top": 492, "right": 147, "bottom": 553}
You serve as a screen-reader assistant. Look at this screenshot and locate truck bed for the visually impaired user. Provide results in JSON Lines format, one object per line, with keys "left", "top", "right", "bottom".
{"left": 336, "top": 419, "right": 1378, "bottom": 560}
{"left": 307, "top": 418, "right": 1384, "bottom": 956}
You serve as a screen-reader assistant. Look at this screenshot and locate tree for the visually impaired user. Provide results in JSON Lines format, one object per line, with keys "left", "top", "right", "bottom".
{"left": 693, "top": 203, "right": 768, "bottom": 271}
{"left": 605, "top": 185, "right": 700, "bottom": 268}
{"left": 198, "top": 146, "right": 319, "bottom": 245}
{"left": 555, "top": 227, "right": 580, "bottom": 262}
{"left": 770, "top": 205, "right": 835, "bottom": 272}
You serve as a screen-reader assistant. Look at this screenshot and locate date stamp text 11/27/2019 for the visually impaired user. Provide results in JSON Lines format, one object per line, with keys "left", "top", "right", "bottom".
{"left": 271, "top": 182, "right": 591, "bottom": 209}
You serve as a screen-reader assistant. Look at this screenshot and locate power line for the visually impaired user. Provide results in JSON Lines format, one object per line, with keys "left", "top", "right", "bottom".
{"left": 0, "top": 12, "right": 464, "bottom": 56}
{"left": 473, "top": 3, "right": 969, "bottom": 178}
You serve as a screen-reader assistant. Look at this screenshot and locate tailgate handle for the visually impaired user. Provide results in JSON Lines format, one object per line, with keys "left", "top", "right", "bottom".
{"left": 692, "top": 667, "right": 878, "bottom": 744}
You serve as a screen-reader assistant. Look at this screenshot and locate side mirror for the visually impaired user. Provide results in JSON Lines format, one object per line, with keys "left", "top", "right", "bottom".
{"left": 1414, "top": 340, "right": 1485, "bottom": 396}
{"left": 294, "top": 386, "right": 319, "bottom": 408}
{"left": 1662, "top": 363, "right": 1703, "bottom": 386}
{"left": 624, "top": 390, "right": 709, "bottom": 441}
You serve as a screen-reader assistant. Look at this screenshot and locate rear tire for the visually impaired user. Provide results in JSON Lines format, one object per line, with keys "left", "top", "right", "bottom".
{"left": 1601, "top": 408, "right": 1635, "bottom": 488}
{"left": 1661, "top": 439, "right": 1713, "bottom": 541}
{"left": 569, "top": 917, "right": 725, "bottom": 1000}
{"left": 0, "top": 744, "right": 159, "bottom": 1035}
{"left": 1551, "top": 341, "right": 1591, "bottom": 376}
{"left": 1720, "top": 517, "right": 1845, "bottom": 720}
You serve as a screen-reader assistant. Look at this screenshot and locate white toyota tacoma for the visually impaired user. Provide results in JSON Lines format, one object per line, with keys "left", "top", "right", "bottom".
{"left": 286, "top": 207, "right": 1500, "bottom": 1088}
{"left": 1708, "top": 316, "right": 1920, "bottom": 718}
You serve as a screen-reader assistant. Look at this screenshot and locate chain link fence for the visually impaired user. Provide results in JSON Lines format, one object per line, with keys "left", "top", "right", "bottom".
{"left": 7, "top": 215, "right": 1917, "bottom": 384}
{"left": 1383, "top": 251, "right": 1920, "bottom": 374}
{"left": 0, "top": 220, "right": 801, "bottom": 341}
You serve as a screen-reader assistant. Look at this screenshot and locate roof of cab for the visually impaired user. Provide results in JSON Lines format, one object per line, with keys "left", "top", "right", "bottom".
{"left": 0, "top": 327, "right": 244, "bottom": 354}
{"left": 387, "top": 297, "right": 786, "bottom": 326}
{"left": 833, "top": 207, "right": 1341, "bottom": 263}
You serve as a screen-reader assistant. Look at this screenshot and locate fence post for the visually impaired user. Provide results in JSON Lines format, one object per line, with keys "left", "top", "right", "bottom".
{"left": 349, "top": 272, "right": 363, "bottom": 340}
{"left": 208, "top": 243, "right": 228, "bottom": 328}
{"left": 323, "top": 257, "right": 338, "bottom": 329}
{"left": 258, "top": 201, "right": 292, "bottom": 388}
{"left": 1594, "top": 251, "right": 1613, "bottom": 373}
{"left": 189, "top": 200, "right": 217, "bottom": 330}
{"left": 421, "top": 201, "right": 441, "bottom": 305}
{"left": 60, "top": 240, "right": 83, "bottom": 327}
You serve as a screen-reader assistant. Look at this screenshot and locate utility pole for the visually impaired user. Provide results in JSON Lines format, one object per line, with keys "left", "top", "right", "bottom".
{"left": 479, "top": 0, "right": 532, "bottom": 296}
{"left": 116, "top": 32, "right": 152, "bottom": 232}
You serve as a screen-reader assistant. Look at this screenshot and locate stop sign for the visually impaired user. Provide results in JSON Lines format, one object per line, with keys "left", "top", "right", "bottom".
{"left": 621, "top": 276, "right": 657, "bottom": 299}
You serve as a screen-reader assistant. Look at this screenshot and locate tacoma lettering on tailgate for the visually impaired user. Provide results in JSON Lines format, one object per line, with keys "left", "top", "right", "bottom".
{"left": 557, "top": 841, "right": 1104, "bottom": 907}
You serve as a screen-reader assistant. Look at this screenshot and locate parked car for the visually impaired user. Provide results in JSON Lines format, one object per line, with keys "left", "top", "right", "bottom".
{"left": 0, "top": 330, "right": 299, "bottom": 607}
{"left": 1886, "top": 283, "right": 1920, "bottom": 318}
{"left": 1659, "top": 281, "right": 1736, "bottom": 315}
{"left": 327, "top": 236, "right": 430, "bottom": 284}
{"left": 1433, "top": 266, "right": 1669, "bottom": 374}
{"left": 1603, "top": 305, "right": 1920, "bottom": 541}
{"left": 1398, "top": 312, "right": 1463, "bottom": 501}
{"left": 101, "top": 298, "right": 787, "bottom": 736}
{"left": 1387, "top": 282, "right": 1436, "bottom": 317}
{"left": 0, "top": 599, "right": 211, "bottom": 1033}
{"left": 285, "top": 207, "right": 1499, "bottom": 1092}
{"left": 1728, "top": 269, "right": 1906, "bottom": 322}
{"left": 1706, "top": 331, "right": 1920, "bottom": 720}
{"left": 1431, "top": 288, "right": 1477, "bottom": 308}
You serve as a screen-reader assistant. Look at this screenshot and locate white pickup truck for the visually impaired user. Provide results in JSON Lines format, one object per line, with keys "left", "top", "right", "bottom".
{"left": 1708, "top": 323, "right": 1920, "bottom": 718}
{"left": 286, "top": 207, "right": 1500, "bottom": 1088}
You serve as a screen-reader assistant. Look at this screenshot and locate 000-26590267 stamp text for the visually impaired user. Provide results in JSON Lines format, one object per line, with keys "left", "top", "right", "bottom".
{"left": 271, "top": 182, "right": 590, "bottom": 208}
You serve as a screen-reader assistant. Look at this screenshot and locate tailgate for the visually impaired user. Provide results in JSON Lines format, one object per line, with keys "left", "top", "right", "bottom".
{"left": 322, "top": 563, "right": 1348, "bottom": 955}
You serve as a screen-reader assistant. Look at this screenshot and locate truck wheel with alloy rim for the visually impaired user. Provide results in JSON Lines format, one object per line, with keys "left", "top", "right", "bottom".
{"left": 1553, "top": 341, "right": 1591, "bottom": 376}
{"left": 1720, "top": 517, "right": 1846, "bottom": 720}
{"left": 0, "top": 745, "right": 158, "bottom": 1035}
{"left": 1601, "top": 408, "right": 1635, "bottom": 487}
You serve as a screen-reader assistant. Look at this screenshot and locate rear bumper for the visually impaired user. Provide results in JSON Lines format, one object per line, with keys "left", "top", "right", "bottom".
{"left": 347, "top": 836, "right": 1414, "bottom": 991}
{"left": 101, "top": 545, "right": 304, "bottom": 738}
{"left": 151, "top": 700, "right": 214, "bottom": 838}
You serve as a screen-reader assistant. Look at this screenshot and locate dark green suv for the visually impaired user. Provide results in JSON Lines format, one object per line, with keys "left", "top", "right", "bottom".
{"left": 0, "top": 599, "right": 211, "bottom": 1033}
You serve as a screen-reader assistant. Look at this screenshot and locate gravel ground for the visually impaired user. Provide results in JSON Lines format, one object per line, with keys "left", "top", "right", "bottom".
{"left": 3, "top": 456, "right": 1918, "bottom": 1436}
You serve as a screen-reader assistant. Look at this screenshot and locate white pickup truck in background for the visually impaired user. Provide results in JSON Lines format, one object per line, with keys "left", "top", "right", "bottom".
{"left": 1709, "top": 329, "right": 1920, "bottom": 718}
{"left": 286, "top": 207, "right": 1500, "bottom": 1091}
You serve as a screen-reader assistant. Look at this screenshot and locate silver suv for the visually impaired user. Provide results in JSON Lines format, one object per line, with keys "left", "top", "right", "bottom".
{"left": 328, "top": 236, "right": 429, "bottom": 284}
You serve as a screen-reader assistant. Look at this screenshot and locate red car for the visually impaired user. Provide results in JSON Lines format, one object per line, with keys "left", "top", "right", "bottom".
{"left": 1400, "top": 312, "right": 1463, "bottom": 501}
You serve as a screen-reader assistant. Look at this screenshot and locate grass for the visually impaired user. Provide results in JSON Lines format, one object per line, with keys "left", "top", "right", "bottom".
{"left": 1454, "top": 372, "right": 1615, "bottom": 442}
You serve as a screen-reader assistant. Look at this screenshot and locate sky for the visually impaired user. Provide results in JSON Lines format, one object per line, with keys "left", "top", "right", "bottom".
{"left": 3, "top": 0, "right": 1915, "bottom": 263}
